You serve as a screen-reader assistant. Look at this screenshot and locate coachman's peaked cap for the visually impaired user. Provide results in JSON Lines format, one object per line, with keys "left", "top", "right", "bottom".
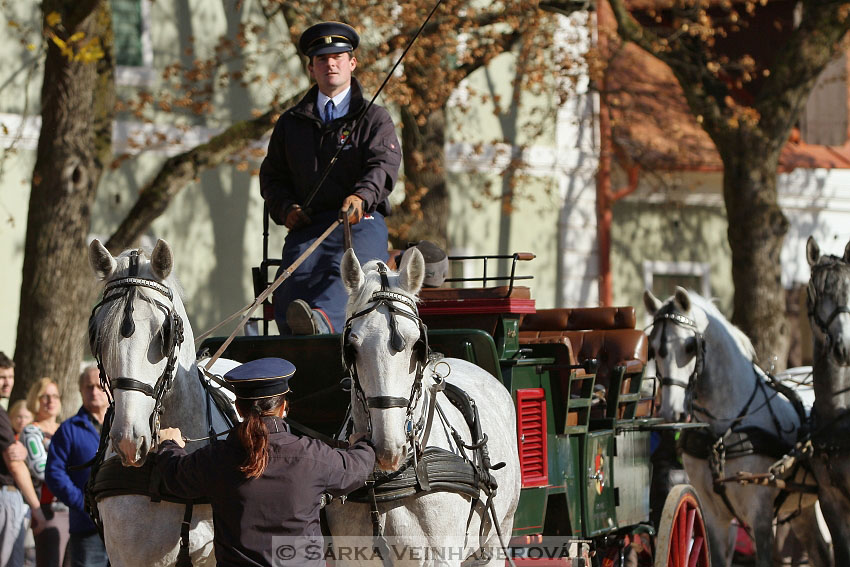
{"left": 224, "top": 357, "right": 295, "bottom": 400}
{"left": 299, "top": 21, "right": 360, "bottom": 58}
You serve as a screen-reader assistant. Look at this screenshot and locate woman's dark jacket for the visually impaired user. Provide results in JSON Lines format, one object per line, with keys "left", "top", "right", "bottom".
{"left": 156, "top": 417, "right": 375, "bottom": 567}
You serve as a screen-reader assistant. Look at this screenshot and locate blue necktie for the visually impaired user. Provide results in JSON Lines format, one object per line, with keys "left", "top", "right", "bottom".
{"left": 325, "top": 99, "right": 335, "bottom": 123}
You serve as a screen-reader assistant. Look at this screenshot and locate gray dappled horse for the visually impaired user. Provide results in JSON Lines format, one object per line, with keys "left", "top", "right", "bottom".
{"left": 806, "top": 236, "right": 850, "bottom": 567}
{"left": 88, "top": 240, "right": 238, "bottom": 567}
{"left": 325, "top": 249, "right": 520, "bottom": 566}
{"left": 644, "top": 288, "right": 830, "bottom": 567}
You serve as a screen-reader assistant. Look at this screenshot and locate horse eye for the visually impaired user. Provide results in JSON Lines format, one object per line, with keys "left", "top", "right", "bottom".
{"left": 684, "top": 337, "right": 697, "bottom": 355}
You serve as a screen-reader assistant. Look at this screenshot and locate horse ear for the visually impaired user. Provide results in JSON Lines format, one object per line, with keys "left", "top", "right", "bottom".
{"left": 398, "top": 247, "right": 425, "bottom": 295}
{"left": 150, "top": 239, "right": 173, "bottom": 280}
{"left": 341, "top": 249, "right": 364, "bottom": 295}
{"left": 643, "top": 289, "right": 662, "bottom": 316}
{"left": 89, "top": 239, "right": 117, "bottom": 280}
{"left": 806, "top": 236, "right": 821, "bottom": 267}
{"left": 673, "top": 286, "right": 691, "bottom": 312}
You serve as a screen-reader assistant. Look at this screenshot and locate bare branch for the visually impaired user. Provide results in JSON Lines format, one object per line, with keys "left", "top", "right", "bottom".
{"left": 105, "top": 94, "right": 301, "bottom": 252}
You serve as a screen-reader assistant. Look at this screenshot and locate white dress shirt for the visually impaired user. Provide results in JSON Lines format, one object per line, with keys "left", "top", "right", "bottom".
{"left": 317, "top": 86, "right": 352, "bottom": 122}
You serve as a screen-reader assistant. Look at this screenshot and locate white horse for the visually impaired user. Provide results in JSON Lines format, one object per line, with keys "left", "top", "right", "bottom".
{"left": 88, "top": 239, "right": 237, "bottom": 567}
{"left": 644, "top": 287, "right": 831, "bottom": 567}
{"left": 806, "top": 236, "right": 850, "bottom": 566}
{"left": 325, "top": 249, "right": 521, "bottom": 566}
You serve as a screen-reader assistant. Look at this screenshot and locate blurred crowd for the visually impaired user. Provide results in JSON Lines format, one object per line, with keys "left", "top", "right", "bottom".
{"left": 0, "top": 352, "right": 108, "bottom": 567}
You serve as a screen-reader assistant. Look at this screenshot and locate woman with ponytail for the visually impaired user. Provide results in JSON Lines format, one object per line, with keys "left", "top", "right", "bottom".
{"left": 155, "top": 357, "right": 375, "bottom": 567}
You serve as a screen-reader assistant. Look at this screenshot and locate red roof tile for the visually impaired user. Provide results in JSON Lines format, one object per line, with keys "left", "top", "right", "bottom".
{"left": 608, "top": 43, "right": 850, "bottom": 172}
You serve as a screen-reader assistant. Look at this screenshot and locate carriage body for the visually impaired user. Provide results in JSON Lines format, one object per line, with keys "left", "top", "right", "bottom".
{"left": 201, "top": 252, "right": 708, "bottom": 565}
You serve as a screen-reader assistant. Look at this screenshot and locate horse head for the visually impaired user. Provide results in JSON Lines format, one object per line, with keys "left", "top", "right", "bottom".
{"left": 644, "top": 287, "right": 707, "bottom": 422}
{"left": 88, "top": 239, "right": 192, "bottom": 467}
{"left": 340, "top": 248, "right": 426, "bottom": 472}
{"left": 806, "top": 236, "right": 850, "bottom": 366}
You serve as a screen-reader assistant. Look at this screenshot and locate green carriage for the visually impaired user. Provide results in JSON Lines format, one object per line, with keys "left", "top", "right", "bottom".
{"left": 202, "top": 252, "right": 710, "bottom": 567}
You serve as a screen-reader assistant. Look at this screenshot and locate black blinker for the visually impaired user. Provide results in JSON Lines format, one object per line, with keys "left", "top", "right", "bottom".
{"left": 389, "top": 315, "right": 406, "bottom": 352}
{"left": 120, "top": 288, "right": 136, "bottom": 338}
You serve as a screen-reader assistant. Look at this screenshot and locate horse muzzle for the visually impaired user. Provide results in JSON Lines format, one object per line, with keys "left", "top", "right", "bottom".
{"left": 375, "top": 445, "right": 407, "bottom": 472}
{"left": 112, "top": 430, "right": 151, "bottom": 467}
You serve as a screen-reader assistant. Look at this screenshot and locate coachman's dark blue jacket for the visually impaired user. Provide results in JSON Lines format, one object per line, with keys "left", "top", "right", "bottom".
{"left": 259, "top": 77, "right": 401, "bottom": 223}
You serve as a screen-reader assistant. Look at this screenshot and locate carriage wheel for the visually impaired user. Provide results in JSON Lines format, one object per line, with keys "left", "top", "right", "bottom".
{"left": 654, "top": 484, "right": 710, "bottom": 567}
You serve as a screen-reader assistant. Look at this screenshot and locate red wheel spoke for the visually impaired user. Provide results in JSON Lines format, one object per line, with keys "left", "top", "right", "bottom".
{"left": 655, "top": 486, "right": 709, "bottom": 567}
{"left": 675, "top": 506, "right": 686, "bottom": 567}
{"left": 688, "top": 536, "right": 704, "bottom": 567}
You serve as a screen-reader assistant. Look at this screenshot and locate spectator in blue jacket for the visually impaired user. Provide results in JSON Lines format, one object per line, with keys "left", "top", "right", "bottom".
{"left": 45, "top": 367, "right": 108, "bottom": 567}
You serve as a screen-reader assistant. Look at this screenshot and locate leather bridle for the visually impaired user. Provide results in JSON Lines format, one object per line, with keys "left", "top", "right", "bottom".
{"left": 88, "top": 250, "right": 185, "bottom": 442}
{"left": 807, "top": 261, "right": 850, "bottom": 361}
{"left": 649, "top": 310, "right": 706, "bottom": 393}
{"left": 342, "top": 263, "right": 430, "bottom": 448}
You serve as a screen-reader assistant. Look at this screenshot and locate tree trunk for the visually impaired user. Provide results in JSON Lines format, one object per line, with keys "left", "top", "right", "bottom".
{"left": 721, "top": 135, "right": 790, "bottom": 371}
{"left": 12, "top": 2, "right": 115, "bottom": 406}
{"left": 389, "top": 105, "right": 448, "bottom": 249}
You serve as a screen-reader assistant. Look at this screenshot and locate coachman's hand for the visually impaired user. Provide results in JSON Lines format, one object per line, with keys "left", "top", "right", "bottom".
{"left": 285, "top": 205, "right": 311, "bottom": 230}
{"left": 341, "top": 195, "right": 364, "bottom": 225}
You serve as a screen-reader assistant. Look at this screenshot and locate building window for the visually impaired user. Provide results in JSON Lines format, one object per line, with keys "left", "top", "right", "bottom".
{"left": 799, "top": 53, "right": 848, "bottom": 147}
{"left": 642, "top": 261, "right": 711, "bottom": 320}
{"left": 112, "top": 0, "right": 154, "bottom": 86}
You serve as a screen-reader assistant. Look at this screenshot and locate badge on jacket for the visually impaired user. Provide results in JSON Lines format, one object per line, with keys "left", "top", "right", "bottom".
{"left": 339, "top": 130, "right": 351, "bottom": 149}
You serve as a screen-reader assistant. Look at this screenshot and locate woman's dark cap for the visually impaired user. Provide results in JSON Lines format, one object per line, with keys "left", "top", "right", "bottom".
{"left": 299, "top": 22, "right": 360, "bottom": 58}
{"left": 224, "top": 358, "right": 295, "bottom": 400}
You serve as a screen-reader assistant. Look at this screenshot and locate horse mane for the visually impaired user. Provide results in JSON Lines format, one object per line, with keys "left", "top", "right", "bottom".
{"left": 93, "top": 248, "right": 185, "bottom": 368}
{"left": 345, "top": 260, "right": 419, "bottom": 319}
{"left": 685, "top": 292, "right": 758, "bottom": 362}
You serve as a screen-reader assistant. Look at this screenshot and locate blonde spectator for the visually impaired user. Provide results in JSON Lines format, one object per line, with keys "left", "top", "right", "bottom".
{"left": 7, "top": 401, "right": 33, "bottom": 437}
{"left": 22, "top": 378, "right": 67, "bottom": 567}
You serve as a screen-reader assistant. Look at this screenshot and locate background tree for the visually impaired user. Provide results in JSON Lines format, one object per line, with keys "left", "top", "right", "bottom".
{"left": 600, "top": 0, "right": 850, "bottom": 368}
{"left": 11, "top": 2, "right": 115, "bottom": 404}
{"left": 6, "top": 0, "right": 577, "bottom": 401}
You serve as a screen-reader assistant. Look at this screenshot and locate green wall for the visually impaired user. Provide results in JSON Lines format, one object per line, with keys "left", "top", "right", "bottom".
{"left": 611, "top": 197, "right": 734, "bottom": 322}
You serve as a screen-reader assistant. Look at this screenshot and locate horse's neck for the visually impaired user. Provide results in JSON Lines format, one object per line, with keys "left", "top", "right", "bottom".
{"left": 813, "top": 339, "right": 850, "bottom": 421}
{"left": 695, "top": 324, "right": 760, "bottom": 429}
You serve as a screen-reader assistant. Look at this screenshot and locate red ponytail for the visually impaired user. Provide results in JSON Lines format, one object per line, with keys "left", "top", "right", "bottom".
{"left": 235, "top": 395, "right": 287, "bottom": 478}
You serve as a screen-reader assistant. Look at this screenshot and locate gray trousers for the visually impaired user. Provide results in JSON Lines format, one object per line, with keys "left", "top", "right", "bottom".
{"left": 0, "top": 487, "right": 28, "bottom": 567}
